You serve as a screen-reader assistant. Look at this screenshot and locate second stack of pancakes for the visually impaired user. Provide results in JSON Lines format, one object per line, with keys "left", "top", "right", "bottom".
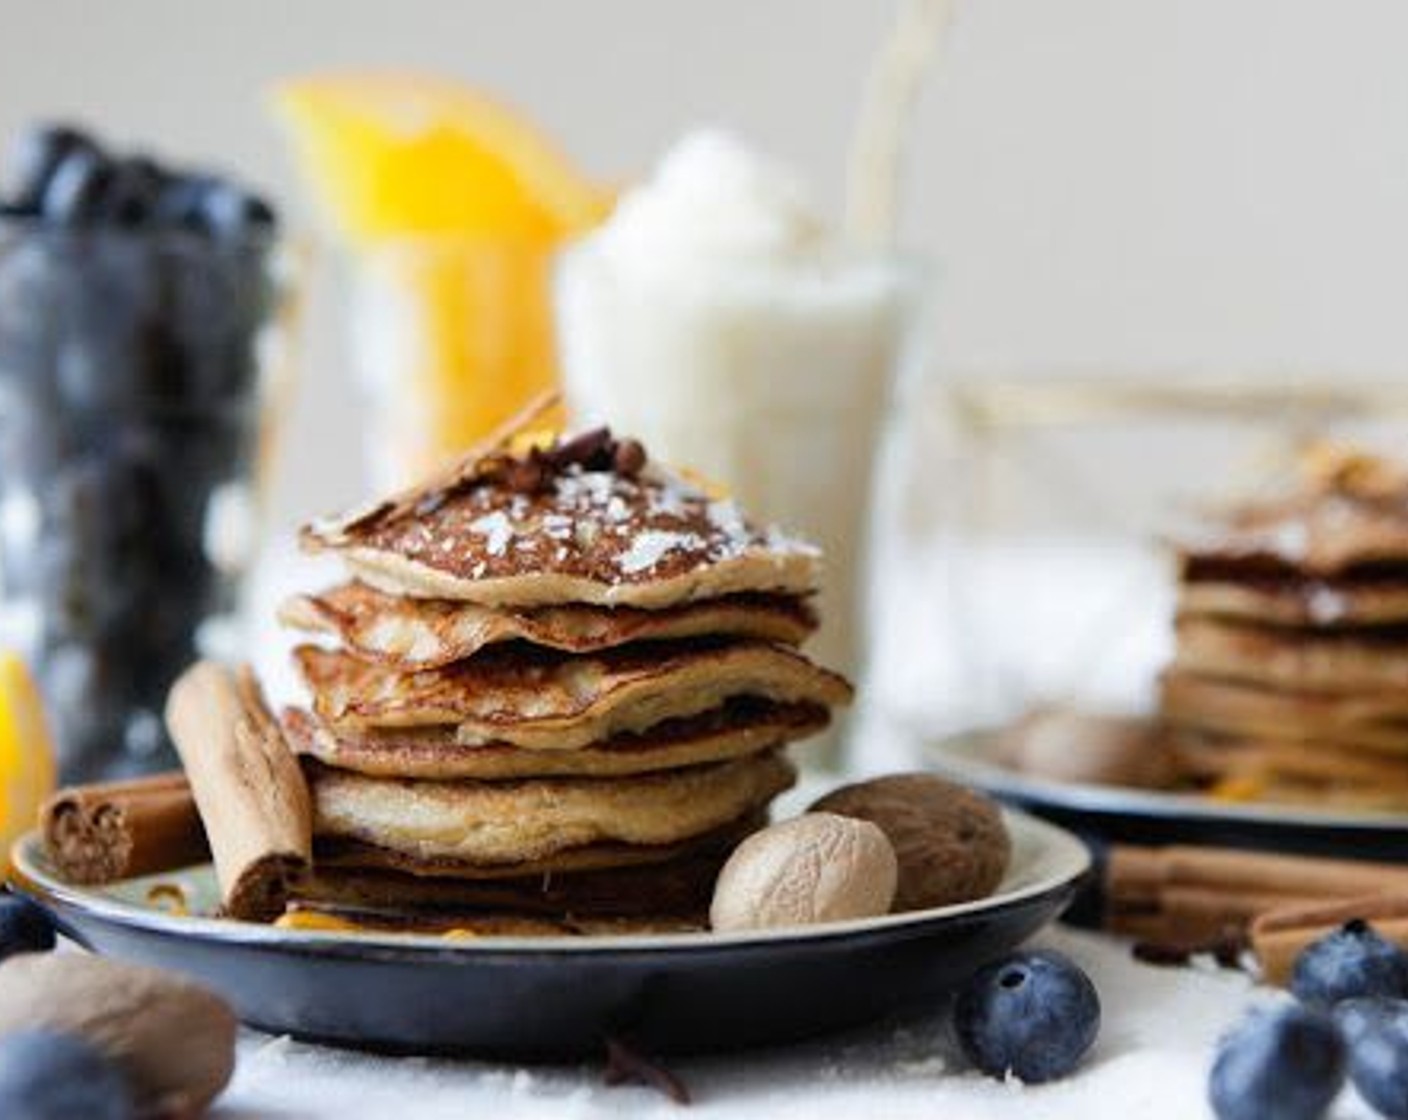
{"left": 1159, "top": 446, "right": 1408, "bottom": 811}
{"left": 278, "top": 422, "right": 851, "bottom": 931}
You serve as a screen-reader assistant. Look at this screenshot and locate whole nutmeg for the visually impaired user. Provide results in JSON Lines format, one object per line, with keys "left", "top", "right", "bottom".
{"left": 0, "top": 953, "right": 237, "bottom": 1117}
{"left": 710, "top": 813, "right": 898, "bottom": 932}
{"left": 811, "top": 773, "right": 1011, "bottom": 912}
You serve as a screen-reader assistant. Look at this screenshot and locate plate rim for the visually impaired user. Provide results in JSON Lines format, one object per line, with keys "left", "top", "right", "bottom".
{"left": 926, "top": 727, "right": 1408, "bottom": 833}
{"left": 12, "top": 806, "right": 1089, "bottom": 957}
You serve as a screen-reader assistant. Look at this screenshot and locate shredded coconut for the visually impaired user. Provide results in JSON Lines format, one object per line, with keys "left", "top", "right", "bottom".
{"left": 467, "top": 511, "right": 514, "bottom": 556}
{"left": 1307, "top": 585, "right": 1348, "bottom": 623}
{"left": 707, "top": 499, "right": 750, "bottom": 545}
{"left": 619, "top": 530, "right": 703, "bottom": 574}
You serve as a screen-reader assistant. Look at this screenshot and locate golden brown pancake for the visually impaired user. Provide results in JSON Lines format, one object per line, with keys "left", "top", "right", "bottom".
{"left": 302, "top": 438, "right": 820, "bottom": 609}
{"left": 1178, "top": 577, "right": 1408, "bottom": 628}
{"left": 1159, "top": 670, "right": 1408, "bottom": 754}
{"left": 1171, "top": 446, "right": 1408, "bottom": 578}
{"left": 307, "top": 751, "right": 795, "bottom": 870}
{"left": 280, "top": 581, "right": 817, "bottom": 669}
{"left": 1171, "top": 730, "right": 1408, "bottom": 810}
{"left": 1174, "top": 616, "right": 1408, "bottom": 694}
{"left": 294, "top": 638, "right": 852, "bottom": 749}
{"left": 300, "top": 828, "right": 745, "bottom": 917}
{"left": 280, "top": 900, "right": 705, "bottom": 937}
{"left": 283, "top": 700, "right": 827, "bottom": 780}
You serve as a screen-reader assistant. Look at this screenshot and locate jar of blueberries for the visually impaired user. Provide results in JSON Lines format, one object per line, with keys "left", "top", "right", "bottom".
{"left": 0, "top": 124, "right": 292, "bottom": 782}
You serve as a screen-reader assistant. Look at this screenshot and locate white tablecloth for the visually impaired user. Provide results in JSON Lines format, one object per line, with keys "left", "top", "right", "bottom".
{"left": 219, "top": 925, "right": 1385, "bottom": 1120}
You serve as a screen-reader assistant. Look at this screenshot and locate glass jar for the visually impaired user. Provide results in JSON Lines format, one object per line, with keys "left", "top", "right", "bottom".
{"left": 0, "top": 220, "right": 294, "bottom": 782}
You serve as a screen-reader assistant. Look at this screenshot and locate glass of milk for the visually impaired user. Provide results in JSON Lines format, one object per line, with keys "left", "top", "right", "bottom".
{"left": 555, "top": 132, "right": 924, "bottom": 767}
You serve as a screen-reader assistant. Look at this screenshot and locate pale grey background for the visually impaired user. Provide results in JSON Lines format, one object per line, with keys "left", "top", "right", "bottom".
{"left": 3, "top": 0, "right": 1408, "bottom": 527}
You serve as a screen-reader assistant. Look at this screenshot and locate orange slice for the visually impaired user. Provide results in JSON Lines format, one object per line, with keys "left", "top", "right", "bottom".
{"left": 271, "top": 73, "right": 611, "bottom": 243}
{"left": 0, "top": 653, "right": 56, "bottom": 876}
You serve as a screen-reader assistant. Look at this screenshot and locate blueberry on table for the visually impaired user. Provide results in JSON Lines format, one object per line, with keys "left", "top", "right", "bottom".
{"left": 1336, "top": 996, "right": 1406, "bottom": 1045}
{"left": 0, "top": 895, "right": 56, "bottom": 961}
{"left": 41, "top": 146, "right": 112, "bottom": 225}
{"left": 1347, "top": 998, "right": 1408, "bottom": 1119}
{"left": 1209, "top": 1005, "right": 1345, "bottom": 1120}
{"left": 1, "top": 123, "right": 98, "bottom": 213}
{"left": 1292, "top": 919, "right": 1408, "bottom": 1007}
{"left": 0, "top": 1029, "right": 134, "bottom": 1119}
{"left": 953, "top": 949, "right": 1101, "bottom": 1083}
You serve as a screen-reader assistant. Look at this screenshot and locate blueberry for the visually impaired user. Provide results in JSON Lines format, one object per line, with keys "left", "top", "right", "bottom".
{"left": 1292, "top": 919, "right": 1408, "bottom": 1007}
{"left": 199, "top": 182, "right": 276, "bottom": 240}
{"left": 41, "top": 147, "right": 112, "bottom": 226}
{"left": 0, "top": 1029, "right": 134, "bottom": 1119}
{"left": 1, "top": 124, "right": 98, "bottom": 213}
{"left": 1347, "top": 998, "right": 1408, "bottom": 1118}
{"left": 152, "top": 173, "right": 217, "bottom": 232}
{"left": 1209, "top": 1004, "right": 1344, "bottom": 1120}
{"left": 101, "top": 157, "right": 164, "bottom": 228}
{"left": 953, "top": 949, "right": 1101, "bottom": 1083}
{"left": 0, "top": 895, "right": 55, "bottom": 962}
{"left": 1336, "top": 996, "right": 1404, "bottom": 1045}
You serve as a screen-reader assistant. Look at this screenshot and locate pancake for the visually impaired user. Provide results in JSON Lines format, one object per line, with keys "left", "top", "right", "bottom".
{"left": 302, "top": 422, "right": 820, "bottom": 609}
{"left": 302, "top": 824, "right": 748, "bottom": 915}
{"left": 280, "top": 581, "right": 818, "bottom": 669}
{"left": 1173, "top": 731, "right": 1408, "bottom": 786}
{"left": 295, "top": 638, "right": 853, "bottom": 749}
{"left": 1159, "top": 670, "right": 1408, "bottom": 754}
{"left": 1178, "top": 576, "right": 1408, "bottom": 628}
{"left": 1171, "top": 446, "right": 1408, "bottom": 578}
{"left": 1174, "top": 615, "right": 1408, "bottom": 693}
{"left": 284, "top": 699, "right": 828, "bottom": 780}
{"left": 1171, "top": 731, "right": 1408, "bottom": 810}
{"left": 280, "top": 901, "right": 705, "bottom": 937}
{"left": 307, "top": 751, "right": 795, "bottom": 870}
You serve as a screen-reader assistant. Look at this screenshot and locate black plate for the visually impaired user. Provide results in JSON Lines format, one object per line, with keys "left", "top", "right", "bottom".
{"left": 928, "top": 730, "right": 1408, "bottom": 861}
{"left": 13, "top": 811, "right": 1087, "bottom": 1059}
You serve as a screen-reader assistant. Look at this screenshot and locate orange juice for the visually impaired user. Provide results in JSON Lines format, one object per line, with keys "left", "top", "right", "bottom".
{"left": 273, "top": 75, "right": 609, "bottom": 484}
{"left": 349, "top": 236, "right": 562, "bottom": 485}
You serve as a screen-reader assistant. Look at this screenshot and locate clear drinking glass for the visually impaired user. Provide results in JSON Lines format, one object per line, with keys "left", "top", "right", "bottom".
{"left": 348, "top": 236, "right": 561, "bottom": 491}
{"left": 0, "top": 219, "right": 294, "bottom": 782}
{"left": 556, "top": 240, "right": 926, "bottom": 767}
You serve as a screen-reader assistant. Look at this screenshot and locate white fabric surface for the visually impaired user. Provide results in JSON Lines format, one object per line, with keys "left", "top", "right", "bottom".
{"left": 216, "top": 925, "right": 1378, "bottom": 1120}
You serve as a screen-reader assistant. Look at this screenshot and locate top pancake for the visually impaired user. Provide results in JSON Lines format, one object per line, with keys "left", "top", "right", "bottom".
{"left": 302, "top": 422, "right": 820, "bottom": 609}
{"left": 280, "top": 581, "right": 817, "bottom": 669}
{"left": 1171, "top": 445, "right": 1408, "bottom": 577}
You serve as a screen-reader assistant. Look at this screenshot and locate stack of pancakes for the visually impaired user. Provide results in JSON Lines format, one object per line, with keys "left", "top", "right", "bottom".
{"left": 278, "top": 423, "right": 851, "bottom": 930}
{"left": 1158, "top": 446, "right": 1408, "bottom": 810}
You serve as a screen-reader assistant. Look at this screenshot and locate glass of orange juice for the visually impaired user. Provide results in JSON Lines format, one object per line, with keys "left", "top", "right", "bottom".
{"left": 347, "top": 237, "right": 561, "bottom": 487}
{"left": 274, "top": 75, "right": 608, "bottom": 485}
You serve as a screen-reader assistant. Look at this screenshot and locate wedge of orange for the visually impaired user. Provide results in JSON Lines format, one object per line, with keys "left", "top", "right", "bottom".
{"left": 272, "top": 74, "right": 607, "bottom": 479}
{"left": 272, "top": 73, "right": 610, "bottom": 243}
{"left": 0, "top": 653, "right": 56, "bottom": 876}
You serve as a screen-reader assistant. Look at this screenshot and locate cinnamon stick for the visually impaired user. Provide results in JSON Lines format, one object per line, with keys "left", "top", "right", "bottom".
{"left": 1252, "top": 895, "right": 1408, "bottom": 986}
{"left": 1108, "top": 845, "right": 1408, "bottom": 905}
{"left": 165, "top": 662, "right": 312, "bottom": 921}
{"left": 41, "top": 772, "right": 206, "bottom": 885}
